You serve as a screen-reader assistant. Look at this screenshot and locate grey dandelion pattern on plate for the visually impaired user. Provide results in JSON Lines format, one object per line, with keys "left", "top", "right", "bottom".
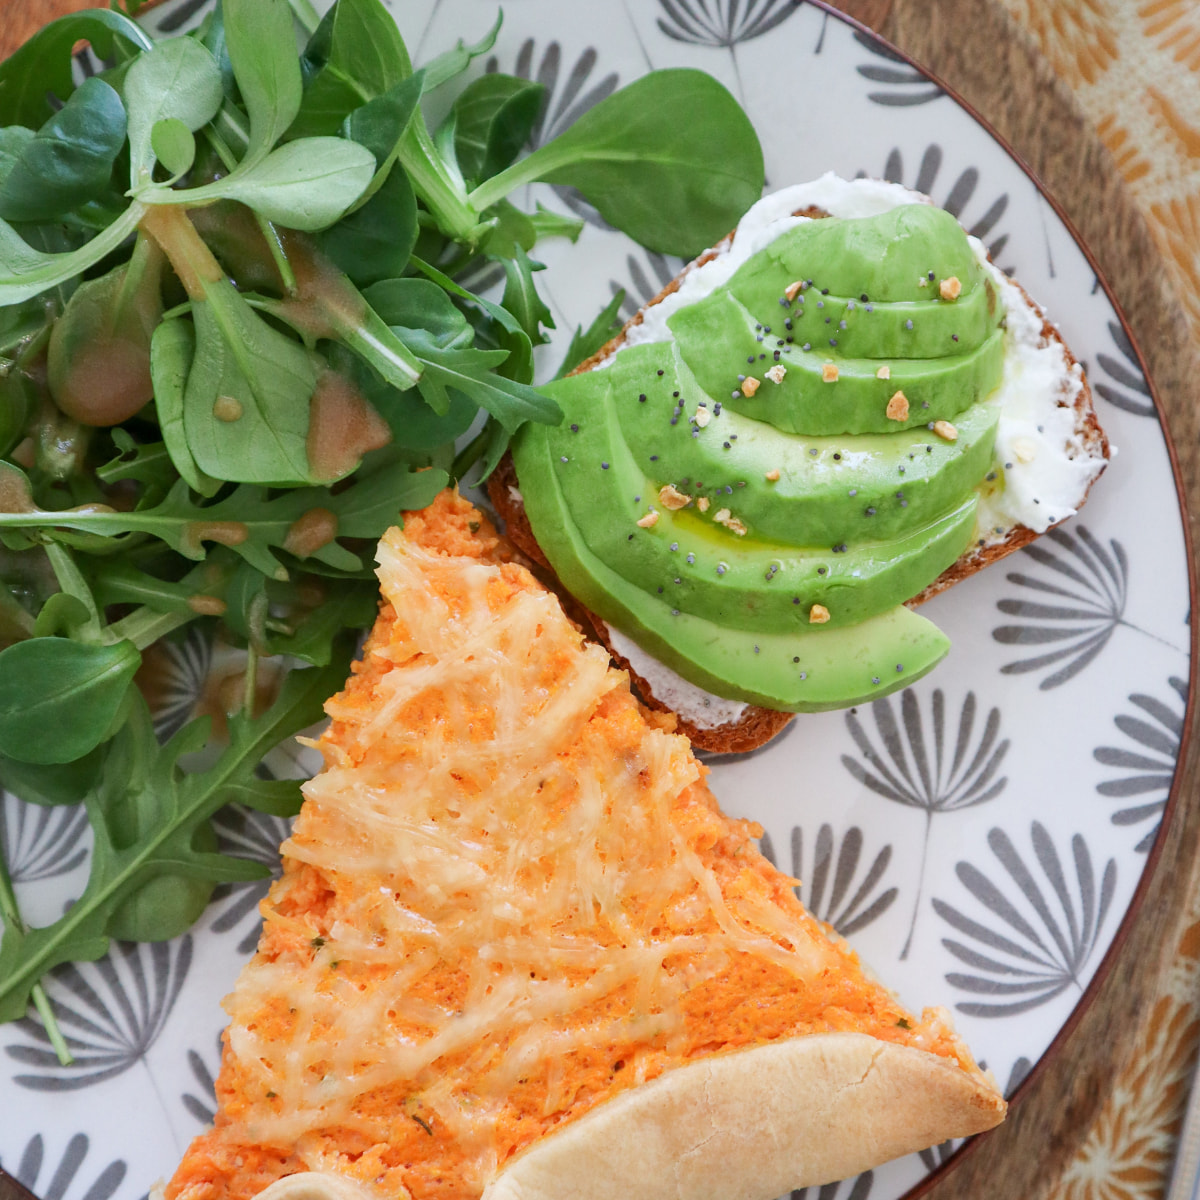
{"left": 992, "top": 526, "right": 1179, "bottom": 688}
{"left": 144, "top": 624, "right": 214, "bottom": 742}
{"left": 609, "top": 249, "right": 686, "bottom": 320}
{"left": 1094, "top": 675, "right": 1187, "bottom": 853}
{"left": 3, "top": 1134, "right": 125, "bottom": 1200}
{"left": 151, "top": 0, "right": 214, "bottom": 33}
{"left": 871, "top": 143, "right": 1010, "bottom": 265}
{"left": 5, "top": 937, "right": 192, "bottom": 1090}
{"left": 842, "top": 688, "right": 1008, "bottom": 958}
{"left": 918, "top": 1139, "right": 958, "bottom": 1174}
{"left": 489, "top": 40, "right": 619, "bottom": 229}
{"left": 932, "top": 823, "right": 1116, "bottom": 1018}
{"left": 181, "top": 1030, "right": 224, "bottom": 1128}
{"left": 852, "top": 30, "right": 943, "bottom": 106}
{"left": 208, "top": 804, "right": 292, "bottom": 954}
{"left": 654, "top": 0, "right": 802, "bottom": 104}
{"left": 1093, "top": 318, "right": 1155, "bottom": 418}
{"left": 655, "top": 0, "right": 802, "bottom": 48}
{"left": 789, "top": 1171, "right": 873, "bottom": 1200}
{"left": 759, "top": 824, "right": 896, "bottom": 938}
{"left": 0, "top": 795, "right": 88, "bottom": 884}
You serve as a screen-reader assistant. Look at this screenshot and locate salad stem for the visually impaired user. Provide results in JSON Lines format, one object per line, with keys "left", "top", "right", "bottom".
{"left": 397, "top": 122, "right": 481, "bottom": 244}
{"left": 44, "top": 543, "right": 104, "bottom": 642}
{"left": 0, "top": 850, "right": 73, "bottom": 1065}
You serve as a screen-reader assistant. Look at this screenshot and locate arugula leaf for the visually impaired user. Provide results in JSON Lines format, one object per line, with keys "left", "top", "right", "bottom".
{"left": 481, "top": 199, "right": 537, "bottom": 259}
{"left": 91, "top": 555, "right": 235, "bottom": 618}
{"left": 0, "top": 637, "right": 140, "bottom": 765}
{"left": 500, "top": 247, "right": 554, "bottom": 345}
{"left": 0, "top": 10, "right": 152, "bottom": 130}
{"left": 419, "top": 13, "right": 502, "bottom": 94}
{"left": 0, "top": 651, "right": 350, "bottom": 1023}
{"left": 404, "top": 329, "right": 558, "bottom": 433}
{"left": 123, "top": 37, "right": 223, "bottom": 188}
{"left": 555, "top": 287, "right": 625, "bottom": 377}
{"left": 292, "top": 0, "right": 413, "bottom": 138}
{"left": 364, "top": 278, "right": 473, "bottom": 349}
{"left": 409, "top": 254, "right": 536, "bottom": 384}
{"left": 95, "top": 430, "right": 178, "bottom": 496}
{"left": 452, "top": 74, "right": 546, "bottom": 183}
{"left": 469, "top": 69, "right": 764, "bottom": 257}
{"left": 0, "top": 456, "right": 448, "bottom": 578}
{"left": 529, "top": 202, "right": 584, "bottom": 244}
{"left": 0, "top": 80, "right": 127, "bottom": 223}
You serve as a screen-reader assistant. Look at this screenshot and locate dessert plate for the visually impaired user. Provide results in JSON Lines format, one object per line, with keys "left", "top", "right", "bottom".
{"left": 0, "top": 2, "right": 1192, "bottom": 1199}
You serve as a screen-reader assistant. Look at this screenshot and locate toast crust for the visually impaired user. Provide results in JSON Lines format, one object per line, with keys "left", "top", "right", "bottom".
{"left": 249, "top": 1033, "right": 1004, "bottom": 1200}
{"left": 489, "top": 203, "right": 1110, "bottom": 753}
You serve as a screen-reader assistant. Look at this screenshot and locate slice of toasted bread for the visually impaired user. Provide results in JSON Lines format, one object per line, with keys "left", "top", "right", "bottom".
{"left": 489, "top": 186, "right": 1110, "bottom": 753}
{"left": 164, "top": 490, "right": 1004, "bottom": 1200}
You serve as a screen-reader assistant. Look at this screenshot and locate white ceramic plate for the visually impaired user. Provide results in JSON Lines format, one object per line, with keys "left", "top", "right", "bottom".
{"left": 1, "top": 3, "right": 1193, "bottom": 1199}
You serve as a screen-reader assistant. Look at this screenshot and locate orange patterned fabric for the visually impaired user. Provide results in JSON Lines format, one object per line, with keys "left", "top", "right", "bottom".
{"left": 999, "top": 0, "right": 1200, "bottom": 340}
{"left": 993, "top": 7, "right": 1200, "bottom": 1193}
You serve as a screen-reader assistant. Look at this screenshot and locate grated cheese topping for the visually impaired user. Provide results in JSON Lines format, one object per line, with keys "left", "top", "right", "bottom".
{"left": 172, "top": 496, "right": 981, "bottom": 1200}
{"left": 217, "top": 521, "right": 832, "bottom": 1187}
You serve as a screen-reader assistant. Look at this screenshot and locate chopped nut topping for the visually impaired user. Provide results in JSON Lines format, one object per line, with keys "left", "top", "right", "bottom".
{"left": 821, "top": 363, "right": 839, "bottom": 383}
{"left": 696, "top": 497, "right": 710, "bottom": 512}
{"left": 712, "top": 508, "right": 747, "bottom": 536}
{"left": 636, "top": 511, "right": 660, "bottom": 528}
{"left": 886, "top": 390, "right": 910, "bottom": 422}
{"left": 765, "top": 468, "right": 781, "bottom": 482}
{"left": 809, "top": 604, "right": 831, "bottom": 624}
{"left": 658, "top": 484, "right": 692, "bottom": 510}
{"left": 875, "top": 364, "right": 891, "bottom": 380}
{"left": 933, "top": 419, "right": 958, "bottom": 441}
{"left": 1013, "top": 437, "right": 1038, "bottom": 464}
{"left": 741, "top": 376, "right": 761, "bottom": 397}
{"left": 939, "top": 275, "right": 962, "bottom": 301}
{"left": 784, "top": 280, "right": 804, "bottom": 302}
{"left": 693, "top": 407, "right": 712, "bottom": 428}
{"left": 765, "top": 364, "right": 787, "bottom": 384}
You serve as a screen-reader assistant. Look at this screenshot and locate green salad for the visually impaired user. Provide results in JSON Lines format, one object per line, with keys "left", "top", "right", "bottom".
{"left": 0, "top": 0, "right": 764, "bottom": 1057}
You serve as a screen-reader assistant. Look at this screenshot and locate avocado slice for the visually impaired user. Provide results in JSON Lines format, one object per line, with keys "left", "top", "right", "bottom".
{"left": 544, "top": 341, "right": 999, "bottom": 546}
{"left": 668, "top": 289, "right": 1005, "bottom": 435}
{"left": 541, "top": 369, "right": 978, "bottom": 633}
{"left": 703, "top": 281, "right": 1001, "bottom": 362}
{"left": 513, "top": 423, "right": 952, "bottom": 711}
{"left": 510, "top": 202, "right": 1006, "bottom": 716}
{"left": 738, "top": 204, "right": 986, "bottom": 303}
{"left": 705, "top": 212, "right": 1000, "bottom": 361}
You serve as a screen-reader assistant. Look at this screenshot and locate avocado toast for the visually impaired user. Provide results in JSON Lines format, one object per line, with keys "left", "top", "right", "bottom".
{"left": 491, "top": 174, "right": 1110, "bottom": 752}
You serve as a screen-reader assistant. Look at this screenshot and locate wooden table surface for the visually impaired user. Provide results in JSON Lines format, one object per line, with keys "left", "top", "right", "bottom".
{"left": 2, "top": 1, "right": 1198, "bottom": 1197}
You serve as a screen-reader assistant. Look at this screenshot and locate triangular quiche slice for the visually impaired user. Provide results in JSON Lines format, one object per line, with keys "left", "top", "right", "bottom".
{"left": 166, "top": 490, "right": 1005, "bottom": 1200}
